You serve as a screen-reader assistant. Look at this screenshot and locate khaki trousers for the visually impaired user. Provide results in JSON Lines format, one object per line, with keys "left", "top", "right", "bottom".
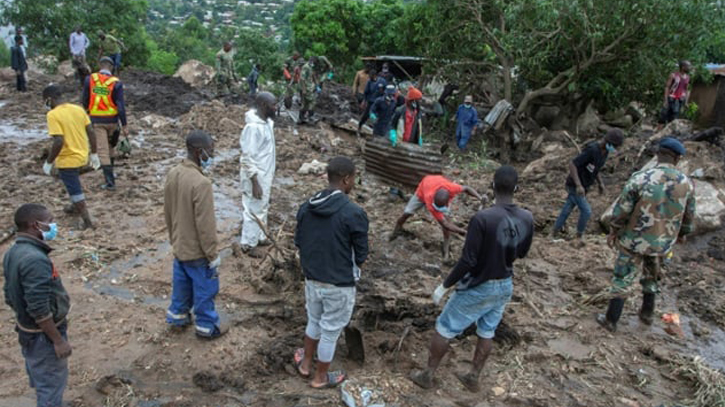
{"left": 94, "top": 123, "right": 118, "bottom": 166}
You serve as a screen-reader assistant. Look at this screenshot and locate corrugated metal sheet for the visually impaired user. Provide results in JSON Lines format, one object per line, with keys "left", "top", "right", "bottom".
{"left": 363, "top": 138, "right": 442, "bottom": 189}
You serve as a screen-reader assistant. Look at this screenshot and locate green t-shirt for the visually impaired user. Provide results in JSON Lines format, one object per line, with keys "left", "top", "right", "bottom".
{"left": 100, "top": 34, "right": 122, "bottom": 55}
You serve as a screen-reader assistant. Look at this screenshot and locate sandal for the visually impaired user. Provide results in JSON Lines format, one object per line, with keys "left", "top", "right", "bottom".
{"left": 293, "top": 348, "right": 310, "bottom": 378}
{"left": 310, "top": 370, "right": 347, "bottom": 389}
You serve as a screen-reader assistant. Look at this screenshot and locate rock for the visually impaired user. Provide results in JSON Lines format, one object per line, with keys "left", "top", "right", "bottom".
{"left": 140, "top": 114, "right": 173, "bottom": 130}
{"left": 57, "top": 60, "right": 74, "bottom": 78}
{"left": 617, "top": 397, "right": 640, "bottom": 407}
{"left": 174, "top": 59, "right": 215, "bottom": 88}
{"left": 626, "top": 102, "right": 645, "bottom": 122}
{"left": 534, "top": 105, "right": 561, "bottom": 128}
{"left": 522, "top": 148, "right": 570, "bottom": 179}
{"left": 0, "top": 67, "right": 16, "bottom": 82}
{"left": 576, "top": 101, "right": 602, "bottom": 136}
{"left": 297, "top": 159, "right": 327, "bottom": 175}
{"left": 491, "top": 386, "right": 506, "bottom": 397}
{"left": 600, "top": 156, "right": 725, "bottom": 234}
{"left": 607, "top": 114, "right": 633, "bottom": 128}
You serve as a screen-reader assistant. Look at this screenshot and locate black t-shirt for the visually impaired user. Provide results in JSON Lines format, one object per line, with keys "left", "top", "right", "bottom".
{"left": 565, "top": 142, "right": 608, "bottom": 190}
{"left": 444, "top": 204, "right": 534, "bottom": 290}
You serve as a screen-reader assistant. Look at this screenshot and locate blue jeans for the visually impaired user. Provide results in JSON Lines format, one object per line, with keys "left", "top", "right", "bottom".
{"left": 436, "top": 278, "right": 513, "bottom": 339}
{"left": 110, "top": 53, "right": 122, "bottom": 72}
{"left": 58, "top": 168, "right": 85, "bottom": 203}
{"left": 17, "top": 324, "right": 69, "bottom": 407}
{"left": 456, "top": 128, "right": 473, "bottom": 150}
{"left": 166, "top": 258, "right": 220, "bottom": 336}
{"left": 553, "top": 185, "right": 592, "bottom": 235}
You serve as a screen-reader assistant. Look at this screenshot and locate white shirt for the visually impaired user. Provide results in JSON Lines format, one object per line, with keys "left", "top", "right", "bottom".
{"left": 69, "top": 32, "right": 90, "bottom": 56}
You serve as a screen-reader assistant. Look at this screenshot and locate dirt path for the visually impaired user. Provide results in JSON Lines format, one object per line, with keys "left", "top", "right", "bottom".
{"left": 0, "top": 72, "right": 722, "bottom": 407}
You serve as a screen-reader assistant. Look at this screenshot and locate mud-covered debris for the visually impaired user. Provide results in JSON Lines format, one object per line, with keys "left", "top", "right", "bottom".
{"left": 192, "top": 371, "right": 224, "bottom": 393}
{"left": 297, "top": 159, "right": 326, "bottom": 175}
{"left": 95, "top": 373, "right": 134, "bottom": 395}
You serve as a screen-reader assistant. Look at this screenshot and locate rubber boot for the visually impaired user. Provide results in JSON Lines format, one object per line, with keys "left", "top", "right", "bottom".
{"left": 597, "top": 297, "right": 625, "bottom": 332}
{"left": 101, "top": 165, "right": 115, "bottom": 190}
{"left": 75, "top": 201, "right": 94, "bottom": 230}
{"left": 639, "top": 293, "right": 655, "bottom": 325}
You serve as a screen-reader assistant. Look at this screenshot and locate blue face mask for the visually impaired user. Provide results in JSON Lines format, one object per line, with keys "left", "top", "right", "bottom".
{"left": 432, "top": 202, "right": 449, "bottom": 214}
{"left": 464, "top": 103, "right": 472, "bottom": 108}
{"left": 606, "top": 143, "right": 616, "bottom": 154}
{"left": 39, "top": 222, "right": 58, "bottom": 241}
{"left": 200, "top": 149, "right": 213, "bottom": 170}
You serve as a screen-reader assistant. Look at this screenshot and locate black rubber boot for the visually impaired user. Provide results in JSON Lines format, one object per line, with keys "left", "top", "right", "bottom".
{"left": 639, "top": 293, "right": 655, "bottom": 325}
{"left": 597, "top": 297, "right": 625, "bottom": 332}
{"left": 102, "top": 165, "right": 115, "bottom": 188}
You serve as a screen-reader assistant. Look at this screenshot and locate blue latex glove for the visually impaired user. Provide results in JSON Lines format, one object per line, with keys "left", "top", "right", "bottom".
{"left": 389, "top": 129, "right": 397, "bottom": 147}
{"left": 369, "top": 113, "right": 377, "bottom": 123}
{"left": 418, "top": 135, "right": 423, "bottom": 146}
{"left": 315, "top": 85, "right": 322, "bottom": 93}
{"left": 327, "top": 72, "right": 334, "bottom": 80}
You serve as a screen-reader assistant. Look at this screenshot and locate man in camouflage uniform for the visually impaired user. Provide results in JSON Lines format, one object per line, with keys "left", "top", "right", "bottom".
{"left": 215, "top": 42, "right": 237, "bottom": 96}
{"left": 298, "top": 56, "right": 319, "bottom": 124}
{"left": 598, "top": 137, "right": 695, "bottom": 332}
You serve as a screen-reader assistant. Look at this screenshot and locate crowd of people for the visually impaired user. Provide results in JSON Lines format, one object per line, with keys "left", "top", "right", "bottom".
{"left": 1, "top": 29, "right": 700, "bottom": 405}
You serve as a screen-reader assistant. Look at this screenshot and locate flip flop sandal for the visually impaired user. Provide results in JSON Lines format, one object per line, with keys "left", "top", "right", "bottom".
{"left": 293, "top": 348, "right": 310, "bottom": 378}
{"left": 311, "top": 370, "right": 347, "bottom": 389}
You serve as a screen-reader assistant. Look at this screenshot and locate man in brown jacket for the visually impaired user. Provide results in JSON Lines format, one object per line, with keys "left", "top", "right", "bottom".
{"left": 164, "top": 130, "right": 227, "bottom": 339}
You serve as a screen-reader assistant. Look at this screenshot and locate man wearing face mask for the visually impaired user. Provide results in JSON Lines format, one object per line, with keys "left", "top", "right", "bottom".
{"left": 239, "top": 92, "right": 278, "bottom": 258}
{"left": 164, "top": 130, "right": 227, "bottom": 339}
{"left": 82, "top": 56, "right": 128, "bottom": 191}
{"left": 43, "top": 84, "right": 99, "bottom": 230}
{"left": 455, "top": 95, "right": 480, "bottom": 150}
{"left": 391, "top": 175, "right": 484, "bottom": 261}
{"left": 550, "top": 129, "right": 624, "bottom": 243}
{"left": 3, "top": 204, "right": 72, "bottom": 407}
{"left": 369, "top": 85, "right": 398, "bottom": 137}
{"left": 389, "top": 87, "right": 424, "bottom": 147}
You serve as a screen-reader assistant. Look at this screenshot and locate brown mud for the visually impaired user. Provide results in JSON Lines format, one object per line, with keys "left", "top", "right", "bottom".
{"left": 0, "top": 71, "right": 723, "bottom": 407}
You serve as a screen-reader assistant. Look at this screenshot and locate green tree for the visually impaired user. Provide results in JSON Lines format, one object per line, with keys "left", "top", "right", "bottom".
{"left": 1, "top": 0, "right": 152, "bottom": 68}
{"left": 407, "top": 0, "right": 719, "bottom": 113}
{"left": 233, "top": 29, "right": 284, "bottom": 81}
{"left": 290, "top": 0, "right": 365, "bottom": 66}
{"left": 145, "top": 38, "right": 179, "bottom": 75}
{"left": 0, "top": 41, "right": 10, "bottom": 67}
{"left": 158, "top": 16, "right": 215, "bottom": 66}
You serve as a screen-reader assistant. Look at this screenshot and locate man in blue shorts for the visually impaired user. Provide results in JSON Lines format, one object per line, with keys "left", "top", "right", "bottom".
{"left": 42, "top": 84, "right": 100, "bottom": 229}
{"left": 410, "top": 165, "right": 534, "bottom": 392}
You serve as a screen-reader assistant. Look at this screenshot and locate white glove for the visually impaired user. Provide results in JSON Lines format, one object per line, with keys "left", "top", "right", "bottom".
{"left": 209, "top": 256, "right": 221, "bottom": 269}
{"left": 42, "top": 161, "right": 53, "bottom": 175}
{"left": 89, "top": 153, "right": 101, "bottom": 170}
{"left": 432, "top": 284, "right": 450, "bottom": 305}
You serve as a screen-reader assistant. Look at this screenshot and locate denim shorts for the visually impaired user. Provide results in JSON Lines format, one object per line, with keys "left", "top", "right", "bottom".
{"left": 58, "top": 168, "right": 85, "bottom": 203}
{"left": 436, "top": 277, "right": 513, "bottom": 339}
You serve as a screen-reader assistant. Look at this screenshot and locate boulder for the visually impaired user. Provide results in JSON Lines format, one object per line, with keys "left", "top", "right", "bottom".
{"left": 600, "top": 156, "right": 725, "bottom": 234}
{"left": 57, "top": 60, "right": 75, "bottom": 78}
{"left": 576, "top": 101, "right": 602, "bottom": 136}
{"left": 0, "top": 67, "right": 16, "bottom": 82}
{"left": 607, "top": 114, "right": 633, "bottom": 129}
{"left": 174, "top": 60, "right": 215, "bottom": 88}
{"left": 297, "top": 159, "right": 327, "bottom": 175}
{"left": 534, "top": 105, "right": 560, "bottom": 128}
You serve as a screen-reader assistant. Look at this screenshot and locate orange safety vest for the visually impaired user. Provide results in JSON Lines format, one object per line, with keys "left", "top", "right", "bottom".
{"left": 88, "top": 73, "right": 119, "bottom": 117}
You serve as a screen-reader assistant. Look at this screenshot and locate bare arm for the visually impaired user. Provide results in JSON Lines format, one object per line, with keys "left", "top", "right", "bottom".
{"left": 85, "top": 124, "right": 97, "bottom": 154}
{"left": 47, "top": 136, "right": 64, "bottom": 164}
{"left": 569, "top": 161, "right": 583, "bottom": 192}
{"left": 438, "top": 217, "right": 467, "bottom": 235}
{"left": 664, "top": 73, "right": 674, "bottom": 104}
{"left": 462, "top": 186, "right": 482, "bottom": 201}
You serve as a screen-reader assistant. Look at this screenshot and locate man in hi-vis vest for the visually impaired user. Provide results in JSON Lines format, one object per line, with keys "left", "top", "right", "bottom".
{"left": 82, "top": 56, "right": 128, "bottom": 191}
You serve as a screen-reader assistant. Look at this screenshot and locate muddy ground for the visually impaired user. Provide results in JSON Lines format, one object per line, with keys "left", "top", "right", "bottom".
{"left": 0, "top": 71, "right": 723, "bottom": 407}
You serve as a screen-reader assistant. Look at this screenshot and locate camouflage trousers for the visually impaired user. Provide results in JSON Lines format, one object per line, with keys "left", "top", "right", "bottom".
{"left": 300, "top": 91, "right": 317, "bottom": 112}
{"left": 216, "top": 73, "right": 236, "bottom": 95}
{"left": 610, "top": 250, "right": 661, "bottom": 296}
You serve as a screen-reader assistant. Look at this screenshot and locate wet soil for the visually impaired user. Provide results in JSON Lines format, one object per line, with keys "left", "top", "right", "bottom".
{"left": 0, "top": 70, "right": 723, "bottom": 407}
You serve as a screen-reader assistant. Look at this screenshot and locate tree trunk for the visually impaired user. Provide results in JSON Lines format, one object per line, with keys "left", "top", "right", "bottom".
{"left": 502, "top": 60, "right": 513, "bottom": 103}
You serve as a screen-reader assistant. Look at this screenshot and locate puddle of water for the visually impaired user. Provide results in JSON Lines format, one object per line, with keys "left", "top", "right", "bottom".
{"left": 0, "top": 123, "right": 47, "bottom": 145}
{"left": 87, "top": 241, "right": 171, "bottom": 306}
{"left": 679, "top": 314, "right": 725, "bottom": 371}
{"left": 0, "top": 100, "right": 8, "bottom": 109}
{"left": 214, "top": 184, "right": 242, "bottom": 233}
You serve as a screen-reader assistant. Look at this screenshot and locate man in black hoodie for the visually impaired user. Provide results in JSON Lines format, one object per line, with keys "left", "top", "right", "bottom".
{"left": 293, "top": 156, "right": 369, "bottom": 389}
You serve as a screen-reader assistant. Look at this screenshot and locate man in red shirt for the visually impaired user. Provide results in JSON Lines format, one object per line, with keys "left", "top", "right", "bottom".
{"left": 391, "top": 175, "right": 483, "bottom": 261}
{"left": 661, "top": 60, "right": 691, "bottom": 124}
